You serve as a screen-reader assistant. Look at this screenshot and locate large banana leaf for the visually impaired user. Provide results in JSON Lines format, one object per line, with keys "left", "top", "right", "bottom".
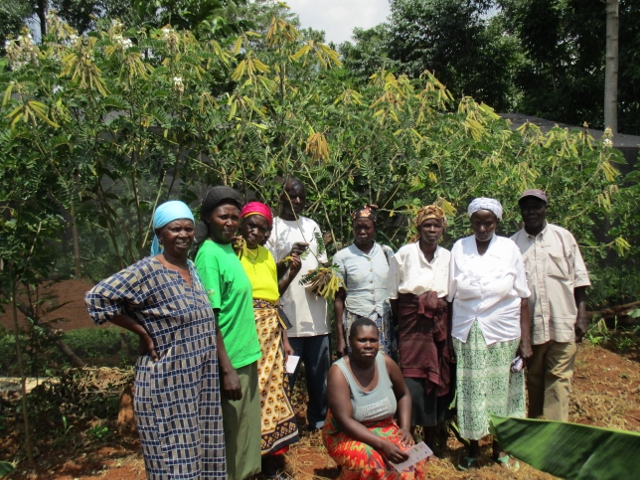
{"left": 0, "top": 461, "right": 15, "bottom": 477}
{"left": 489, "top": 415, "right": 640, "bottom": 480}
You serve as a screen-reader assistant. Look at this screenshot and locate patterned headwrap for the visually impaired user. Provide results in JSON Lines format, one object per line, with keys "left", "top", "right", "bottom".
{"left": 151, "top": 200, "right": 195, "bottom": 256}
{"left": 351, "top": 204, "right": 378, "bottom": 223}
{"left": 411, "top": 205, "right": 446, "bottom": 242}
{"left": 240, "top": 201, "right": 273, "bottom": 228}
{"left": 467, "top": 197, "right": 503, "bottom": 221}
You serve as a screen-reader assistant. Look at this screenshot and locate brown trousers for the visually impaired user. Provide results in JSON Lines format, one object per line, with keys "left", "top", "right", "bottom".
{"left": 527, "top": 341, "right": 577, "bottom": 422}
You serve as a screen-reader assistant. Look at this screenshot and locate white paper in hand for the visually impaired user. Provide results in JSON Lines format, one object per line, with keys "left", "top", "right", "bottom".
{"left": 285, "top": 355, "right": 300, "bottom": 374}
{"left": 390, "top": 442, "right": 433, "bottom": 472}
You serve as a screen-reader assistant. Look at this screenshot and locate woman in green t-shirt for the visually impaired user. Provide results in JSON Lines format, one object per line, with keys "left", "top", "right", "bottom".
{"left": 194, "top": 186, "right": 262, "bottom": 480}
{"left": 238, "top": 201, "right": 302, "bottom": 478}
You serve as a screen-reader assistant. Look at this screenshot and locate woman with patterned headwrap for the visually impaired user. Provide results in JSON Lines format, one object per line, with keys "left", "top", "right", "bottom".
{"left": 448, "top": 198, "right": 532, "bottom": 471}
{"left": 85, "top": 200, "right": 226, "bottom": 479}
{"left": 333, "top": 205, "right": 396, "bottom": 359}
{"left": 237, "top": 201, "right": 300, "bottom": 478}
{"left": 387, "top": 204, "right": 453, "bottom": 453}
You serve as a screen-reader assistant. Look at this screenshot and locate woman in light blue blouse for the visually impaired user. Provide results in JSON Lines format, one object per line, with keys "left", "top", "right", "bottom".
{"left": 333, "top": 205, "right": 396, "bottom": 359}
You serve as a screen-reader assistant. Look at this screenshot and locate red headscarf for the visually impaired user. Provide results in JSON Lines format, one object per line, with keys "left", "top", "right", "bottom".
{"left": 240, "top": 201, "right": 273, "bottom": 227}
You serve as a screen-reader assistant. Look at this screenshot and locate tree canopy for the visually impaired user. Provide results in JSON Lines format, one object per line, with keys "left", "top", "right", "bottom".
{"left": 1, "top": 3, "right": 637, "bottom": 312}
{"left": 1, "top": 3, "right": 639, "bottom": 467}
{"left": 339, "top": 0, "right": 640, "bottom": 135}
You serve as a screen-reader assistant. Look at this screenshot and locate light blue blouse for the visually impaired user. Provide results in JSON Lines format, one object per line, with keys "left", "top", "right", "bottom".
{"left": 333, "top": 242, "right": 394, "bottom": 317}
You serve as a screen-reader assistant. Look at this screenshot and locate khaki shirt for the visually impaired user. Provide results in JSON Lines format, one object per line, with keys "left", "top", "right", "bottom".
{"left": 511, "top": 223, "right": 590, "bottom": 344}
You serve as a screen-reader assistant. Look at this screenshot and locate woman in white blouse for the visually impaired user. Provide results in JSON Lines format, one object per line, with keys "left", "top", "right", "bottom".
{"left": 448, "top": 198, "right": 532, "bottom": 471}
{"left": 387, "top": 205, "right": 453, "bottom": 453}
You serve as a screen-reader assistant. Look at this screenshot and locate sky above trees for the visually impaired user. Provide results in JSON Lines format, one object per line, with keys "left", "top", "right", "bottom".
{"left": 286, "top": 0, "right": 390, "bottom": 43}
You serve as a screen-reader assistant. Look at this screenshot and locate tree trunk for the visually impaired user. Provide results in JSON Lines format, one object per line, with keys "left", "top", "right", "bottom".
{"left": 36, "top": 0, "right": 47, "bottom": 39}
{"left": 15, "top": 303, "right": 86, "bottom": 368}
{"left": 70, "top": 206, "right": 82, "bottom": 278}
{"left": 587, "top": 299, "right": 640, "bottom": 323}
{"left": 51, "top": 333, "right": 86, "bottom": 368}
{"left": 11, "top": 285, "right": 35, "bottom": 465}
{"left": 604, "top": 0, "right": 619, "bottom": 133}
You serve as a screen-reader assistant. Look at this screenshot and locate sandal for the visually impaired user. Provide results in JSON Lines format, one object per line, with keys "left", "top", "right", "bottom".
{"left": 457, "top": 456, "right": 479, "bottom": 471}
{"left": 495, "top": 454, "right": 520, "bottom": 471}
{"left": 261, "top": 471, "right": 288, "bottom": 480}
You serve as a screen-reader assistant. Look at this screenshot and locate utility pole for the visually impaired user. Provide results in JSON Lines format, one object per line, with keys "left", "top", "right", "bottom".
{"left": 604, "top": 0, "right": 619, "bottom": 133}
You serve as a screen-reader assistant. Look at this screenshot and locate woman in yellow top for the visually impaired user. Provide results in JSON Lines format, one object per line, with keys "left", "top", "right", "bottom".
{"left": 238, "top": 201, "right": 301, "bottom": 478}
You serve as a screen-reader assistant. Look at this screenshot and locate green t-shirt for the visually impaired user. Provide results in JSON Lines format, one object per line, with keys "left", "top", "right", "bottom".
{"left": 195, "top": 239, "right": 261, "bottom": 369}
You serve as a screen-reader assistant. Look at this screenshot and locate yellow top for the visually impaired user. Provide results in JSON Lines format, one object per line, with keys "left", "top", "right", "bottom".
{"left": 239, "top": 245, "right": 279, "bottom": 303}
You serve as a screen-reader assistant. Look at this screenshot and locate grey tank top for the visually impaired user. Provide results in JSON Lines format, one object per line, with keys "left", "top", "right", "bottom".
{"left": 335, "top": 352, "right": 398, "bottom": 423}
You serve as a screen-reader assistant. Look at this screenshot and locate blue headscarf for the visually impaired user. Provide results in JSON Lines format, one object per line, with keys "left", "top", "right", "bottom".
{"left": 151, "top": 200, "right": 195, "bottom": 256}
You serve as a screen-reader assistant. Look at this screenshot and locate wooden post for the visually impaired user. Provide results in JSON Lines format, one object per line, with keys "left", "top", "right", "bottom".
{"left": 604, "top": 0, "right": 619, "bottom": 134}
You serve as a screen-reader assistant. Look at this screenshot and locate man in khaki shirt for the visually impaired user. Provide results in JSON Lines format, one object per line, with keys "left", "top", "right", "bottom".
{"left": 511, "top": 189, "right": 590, "bottom": 422}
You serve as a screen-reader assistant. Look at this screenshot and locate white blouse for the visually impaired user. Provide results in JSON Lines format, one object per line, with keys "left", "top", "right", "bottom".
{"left": 387, "top": 243, "right": 450, "bottom": 299}
{"left": 447, "top": 235, "right": 530, "bottom": 345}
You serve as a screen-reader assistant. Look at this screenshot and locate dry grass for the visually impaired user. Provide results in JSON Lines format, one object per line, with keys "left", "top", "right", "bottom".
{"left": 282, "top": 343, "right": 640, "bottom": 479}
{"left": 283, "top": 428, "right": 558, "bottom": 479}
{"left": 4, "top": 343, "right": 640, "bottom": 479}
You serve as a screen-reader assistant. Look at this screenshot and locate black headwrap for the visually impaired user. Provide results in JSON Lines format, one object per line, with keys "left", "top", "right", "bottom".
{"left": 195, "top": 186, "right": 244, "bottom": 245}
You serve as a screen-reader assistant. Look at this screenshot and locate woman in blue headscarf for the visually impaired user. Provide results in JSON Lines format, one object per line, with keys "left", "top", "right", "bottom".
{"left": 85, "top": 200, "right": 226, "bottom": 480}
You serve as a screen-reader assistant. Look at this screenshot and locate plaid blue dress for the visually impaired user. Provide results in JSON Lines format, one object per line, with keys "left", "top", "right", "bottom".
{"left": 85, "top": 257, "right": 226, "bottom": 479}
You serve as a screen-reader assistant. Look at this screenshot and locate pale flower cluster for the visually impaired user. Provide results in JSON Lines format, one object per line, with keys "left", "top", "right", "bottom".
{"left": 161, "top": 26, "right": 179, "bottom": 52}
{"left": 109, "top": 19, "right": 133, "bottom": 50}
{"left": 46, "top": 11, "right": 79, "bottom": 44}
{"left": 113, "top": 34, "right": 133, "bottom": 50}
{"left": 602, "top": 127, "right": 614, "bottom": 148}
{"left": 173, "top": 76, "right": 185, "bottom": 94}
{"left": 5, "top": 30, "right": 40, "bottom": 71}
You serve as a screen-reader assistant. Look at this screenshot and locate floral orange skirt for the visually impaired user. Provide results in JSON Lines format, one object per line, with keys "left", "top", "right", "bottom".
{"left": 322, "top": 411, "right": 428, "bottom": 479}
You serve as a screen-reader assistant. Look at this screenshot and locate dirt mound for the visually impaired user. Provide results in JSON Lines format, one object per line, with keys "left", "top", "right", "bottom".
{"left": 0, "top": 279, "right": 97, "bottom": 332}
{"left": 572, "top": 344, "right": 640, "bottom": 430}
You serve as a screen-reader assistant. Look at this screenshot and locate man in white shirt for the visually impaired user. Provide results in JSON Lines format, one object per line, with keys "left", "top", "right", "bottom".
{"left": 266, "top": 178, "right": 330, "bottom": 430}
{"left": 511, "top": 189, "right": 590, "bottom": 422}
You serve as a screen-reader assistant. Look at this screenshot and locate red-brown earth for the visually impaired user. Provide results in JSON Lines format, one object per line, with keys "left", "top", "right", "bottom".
{"left": 2, "top": 280, "right": 639, "bottom": 479}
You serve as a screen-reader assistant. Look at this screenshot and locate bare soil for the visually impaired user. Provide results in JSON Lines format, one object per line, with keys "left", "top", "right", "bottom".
{"left": 2, "top": 279, "right": 640, "bottom": 479}
{"left": 0, "top": 279, "right": 98, "bottom": 332}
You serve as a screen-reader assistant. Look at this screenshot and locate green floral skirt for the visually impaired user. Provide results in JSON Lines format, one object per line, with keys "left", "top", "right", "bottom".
{"left": 452, "top": 320, "right": 525, "bottom": 440}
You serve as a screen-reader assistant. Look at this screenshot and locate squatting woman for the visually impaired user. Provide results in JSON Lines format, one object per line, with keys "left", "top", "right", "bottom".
{"left": 323, "top": 318, "right": 429, "bottom": 479}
